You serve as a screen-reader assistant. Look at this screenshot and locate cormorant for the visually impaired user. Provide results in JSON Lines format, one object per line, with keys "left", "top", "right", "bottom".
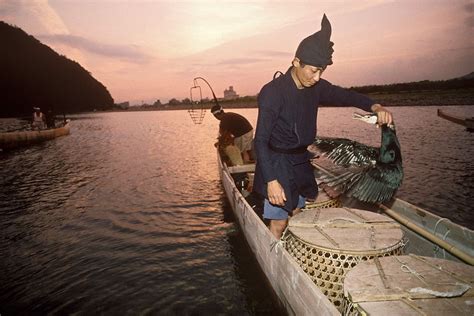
{"left": 312, "top": 112, "right": 403, "bottom": 203}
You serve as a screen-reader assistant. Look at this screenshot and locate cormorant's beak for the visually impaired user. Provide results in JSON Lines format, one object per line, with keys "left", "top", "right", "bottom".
{"left": 353, "top": 112, "right": 396, "bottom": 130}
{"left": 353, "top": 112, "right": 378, "bottom": 125}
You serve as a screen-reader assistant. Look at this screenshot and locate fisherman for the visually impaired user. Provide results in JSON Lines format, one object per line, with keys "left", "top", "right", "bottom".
{"left": 253, "top": 14, "right": 394, "bottom": 239}
{"left": 211, "top": 104, "right": 254, "bottom": 164}
{"left": 32, "top": 107, "right": 46, "bottom": 130}
{"left": 45, "top": 108, "right": 56, "bottom": 128}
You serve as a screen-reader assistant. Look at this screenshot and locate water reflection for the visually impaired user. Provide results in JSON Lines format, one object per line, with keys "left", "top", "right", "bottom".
{"left": 1, "top": 106, "right": 473, "bottom": 314}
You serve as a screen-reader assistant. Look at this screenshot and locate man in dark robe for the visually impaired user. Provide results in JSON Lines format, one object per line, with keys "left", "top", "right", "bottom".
{"left": 253, "top": 14, "right": 393, "bottom": 239}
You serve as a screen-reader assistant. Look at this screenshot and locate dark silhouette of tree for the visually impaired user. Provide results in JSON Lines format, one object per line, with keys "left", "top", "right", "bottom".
{"left": 0, "top": 21, "right": 114, "bottom": 117}
{"left": 168, "top": 98, "right": 180, "bottom": 105}
{"left": 349, "top": 77, "right": 474, "bottom": 94}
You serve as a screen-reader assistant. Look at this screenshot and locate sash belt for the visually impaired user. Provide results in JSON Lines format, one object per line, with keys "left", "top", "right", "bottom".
{"left": 269, "top": 143, "right": 307, "bottom": 154}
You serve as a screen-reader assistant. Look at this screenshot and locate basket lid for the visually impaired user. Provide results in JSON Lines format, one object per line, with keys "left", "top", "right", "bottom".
{"left": 288, "top": 207, "right": 403, "bottom": 252}
{"left": 343, "top": 255, "right": 474, "bottom": 315}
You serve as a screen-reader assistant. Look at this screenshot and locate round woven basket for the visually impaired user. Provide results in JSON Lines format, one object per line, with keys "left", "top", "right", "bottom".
{"left": 304, "top": 188, "right": 342, "bottom": 209}
{"left": 343, "top": 255, "right": 474, "bottom": 316}
{"left": 283, "top": 207, "right": 405, "bottom": 312}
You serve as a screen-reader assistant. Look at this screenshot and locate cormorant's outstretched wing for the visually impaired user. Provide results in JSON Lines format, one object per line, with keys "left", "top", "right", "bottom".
{"left": 312, "top": 136, "right": 403, "bottom": 203}
{"left": 312, "top": 137, "right": 378, "bottom": 167}
{"left": 320, "top": 163, "right": 403, "bottom": 203}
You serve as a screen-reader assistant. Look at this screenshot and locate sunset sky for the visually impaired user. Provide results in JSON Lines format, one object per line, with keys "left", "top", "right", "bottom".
{"left": 1, "top": 0, "right": 473, "bottom": 104}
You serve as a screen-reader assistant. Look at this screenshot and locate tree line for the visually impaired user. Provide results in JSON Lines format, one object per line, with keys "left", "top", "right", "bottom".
{"left": 139, "top": 77, "right": 473, "bottom": 110}
{"left": 349, "top": 76, "right": 474, "bottom": 94}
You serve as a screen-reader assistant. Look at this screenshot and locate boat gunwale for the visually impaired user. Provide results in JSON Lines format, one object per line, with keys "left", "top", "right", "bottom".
{"left": 218, "top": 153, "right": 340, "bottom": 316}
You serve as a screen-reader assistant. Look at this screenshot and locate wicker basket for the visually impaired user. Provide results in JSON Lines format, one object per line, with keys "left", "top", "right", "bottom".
{"left": 343, "top": 255, "right": 474, "bottom": 315}
{"left": 304, "top": 188, "right": 342, "bottom": 209}
{"left": 283, "top": 207, "right": 405, "bottom": 312}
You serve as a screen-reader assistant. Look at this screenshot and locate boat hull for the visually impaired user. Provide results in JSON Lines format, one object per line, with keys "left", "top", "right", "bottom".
{"left": 218, "top": 154, "right": 340, "bottom": 315}
{"left": 0, "top": 121, "right": 70, "bottom": 150}
{"left": 437, "top": 109, "right": 474, "bottom": 131}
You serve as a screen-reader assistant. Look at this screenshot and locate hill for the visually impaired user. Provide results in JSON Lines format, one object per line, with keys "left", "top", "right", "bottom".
{"left": 0, "top": 21, "right": 114, "bottom": 118}
{"left": 348, "top": 73, "right": 474, "bottom": 94}
{"left": 345, "top": 74, "right": 474, "bottom": 106}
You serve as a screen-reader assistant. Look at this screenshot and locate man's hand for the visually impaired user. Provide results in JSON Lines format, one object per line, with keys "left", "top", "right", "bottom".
{"left": 267, "top": 180, "right": 286, "bottom": 206}
{"left": 371, "top": 103, "right": 393, "bottom": 126}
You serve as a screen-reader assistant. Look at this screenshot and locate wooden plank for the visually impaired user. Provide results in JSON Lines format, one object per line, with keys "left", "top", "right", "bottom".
{"left": 344, "top": 255, "right": 474, "bottom": 302}
{"left": 356, "top": 296, "right": 474, "bottom": 315}
{"left": 227, "top": 163, "right": 255, "bottom": 174}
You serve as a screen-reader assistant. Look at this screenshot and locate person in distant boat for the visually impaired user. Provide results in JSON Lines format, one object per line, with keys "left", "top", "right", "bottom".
{"left": 211, "top": 105, "right": 254, "bottom": 164}
{"left": 31, "top": 107, "right": 46, "bottom": 130}
{"left": 253, "top": 14, "right": 394, "bottom": 239}
{"left": 45, "top": 108, "right": 56, "bottom": 129}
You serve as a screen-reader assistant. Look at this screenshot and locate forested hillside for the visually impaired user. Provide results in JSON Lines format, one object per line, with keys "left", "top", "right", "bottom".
{"left": 0, "top": 21, "right": 114, "bottom": 117}
{"left": 349, "top": 74, "right": 474, "bottom": 94}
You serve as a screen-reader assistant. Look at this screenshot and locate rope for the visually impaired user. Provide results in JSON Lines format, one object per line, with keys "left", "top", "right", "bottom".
{"left": 397, "top": 257, "right": 426, "bottom": 284}
{"left": 433, "top": 218, "right": 451, "bottom": 235}
{"left": 370, "top": 226, "right": 377, "bottom": 249}
{"left": 270, "top": 226, "right": 289, "bottom": 253}
{"left": 432, "top": 218, "right": 451, "bottom": 258}
{"left": 395, "top": 256, "right": 472, "bottom": 298}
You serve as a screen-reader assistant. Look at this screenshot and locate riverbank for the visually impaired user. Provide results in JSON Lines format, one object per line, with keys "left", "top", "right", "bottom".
{"left": 365, "top": 88, "right": 474, "bottom": 107}
{"left": 133, "top": 88, "right": 474, "bottom": 111}
{"left": 2, "top": 89, "right": 473, "bottom": 122}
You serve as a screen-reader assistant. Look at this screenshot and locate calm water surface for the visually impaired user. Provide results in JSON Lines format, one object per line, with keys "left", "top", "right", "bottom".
{"left": 0, "top": 106, "right": 473, "bottom": 315}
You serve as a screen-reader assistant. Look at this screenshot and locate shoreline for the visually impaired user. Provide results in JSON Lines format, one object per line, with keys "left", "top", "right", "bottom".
{"left": 122, "top": 88, "right": 474, "bottom": 111}
{"left": 1, "top": 90, "right": 473, "bottom": 118}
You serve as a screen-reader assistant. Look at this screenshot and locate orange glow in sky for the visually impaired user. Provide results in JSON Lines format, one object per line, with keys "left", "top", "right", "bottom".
{"left": 1, "top": 0, "right": 473, "bottom": 104}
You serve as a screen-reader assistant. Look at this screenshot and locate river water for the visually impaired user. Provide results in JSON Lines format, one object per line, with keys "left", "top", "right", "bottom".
{"left": 0, "top": 105, "right": 473, "bottom": 315}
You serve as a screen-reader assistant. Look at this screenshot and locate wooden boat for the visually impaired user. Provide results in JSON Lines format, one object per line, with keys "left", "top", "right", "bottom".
{"left": 437, "top": 109, "right": 474, "bottom": 131}
{"left": 0, "top": 120, "right": 70, "bottom": 150}
{"left": 218, "top": 152, "right": 474, "bottom": 315}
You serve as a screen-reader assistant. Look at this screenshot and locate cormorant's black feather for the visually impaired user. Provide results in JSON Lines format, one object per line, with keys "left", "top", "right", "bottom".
{"left": 313, "top": 123, "right": 403, "bottom": 203}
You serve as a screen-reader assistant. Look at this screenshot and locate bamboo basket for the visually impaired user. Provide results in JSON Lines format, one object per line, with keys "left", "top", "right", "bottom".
{"left": 343, "top": 255, "right": 474, "bottom": 315}
{"left": 283, "top": 207, "right": 405, "bottom": 312}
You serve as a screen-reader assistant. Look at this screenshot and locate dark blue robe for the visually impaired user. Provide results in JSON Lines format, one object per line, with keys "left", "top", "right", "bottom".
{"left": 254, "top": 67, "right": 374, "bottom": 211}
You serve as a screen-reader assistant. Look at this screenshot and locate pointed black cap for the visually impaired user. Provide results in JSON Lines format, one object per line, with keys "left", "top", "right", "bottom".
{"left": 295, "top": 14, "right": 334, "bottom": 67}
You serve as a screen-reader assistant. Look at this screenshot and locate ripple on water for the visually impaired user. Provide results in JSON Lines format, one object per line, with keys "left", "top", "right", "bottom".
{"left": 1, "top": 108, "right": 472, "bottom": 315}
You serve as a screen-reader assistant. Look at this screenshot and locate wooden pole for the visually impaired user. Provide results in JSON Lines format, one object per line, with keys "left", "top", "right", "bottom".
{"left": 378, "top": 203, "right": 474, "bottom": 266}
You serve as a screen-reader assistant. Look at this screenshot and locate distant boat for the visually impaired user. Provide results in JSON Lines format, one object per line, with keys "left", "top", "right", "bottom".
{"left": 437, "top": 109, "right": 474, "bottom": 132}
{"left": 0, "top": 120, "right": 70, "bottom": 150}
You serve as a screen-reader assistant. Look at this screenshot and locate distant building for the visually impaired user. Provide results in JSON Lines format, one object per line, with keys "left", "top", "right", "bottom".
{"left": 224, "top": 86, "right": 239, "bottom": 100}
